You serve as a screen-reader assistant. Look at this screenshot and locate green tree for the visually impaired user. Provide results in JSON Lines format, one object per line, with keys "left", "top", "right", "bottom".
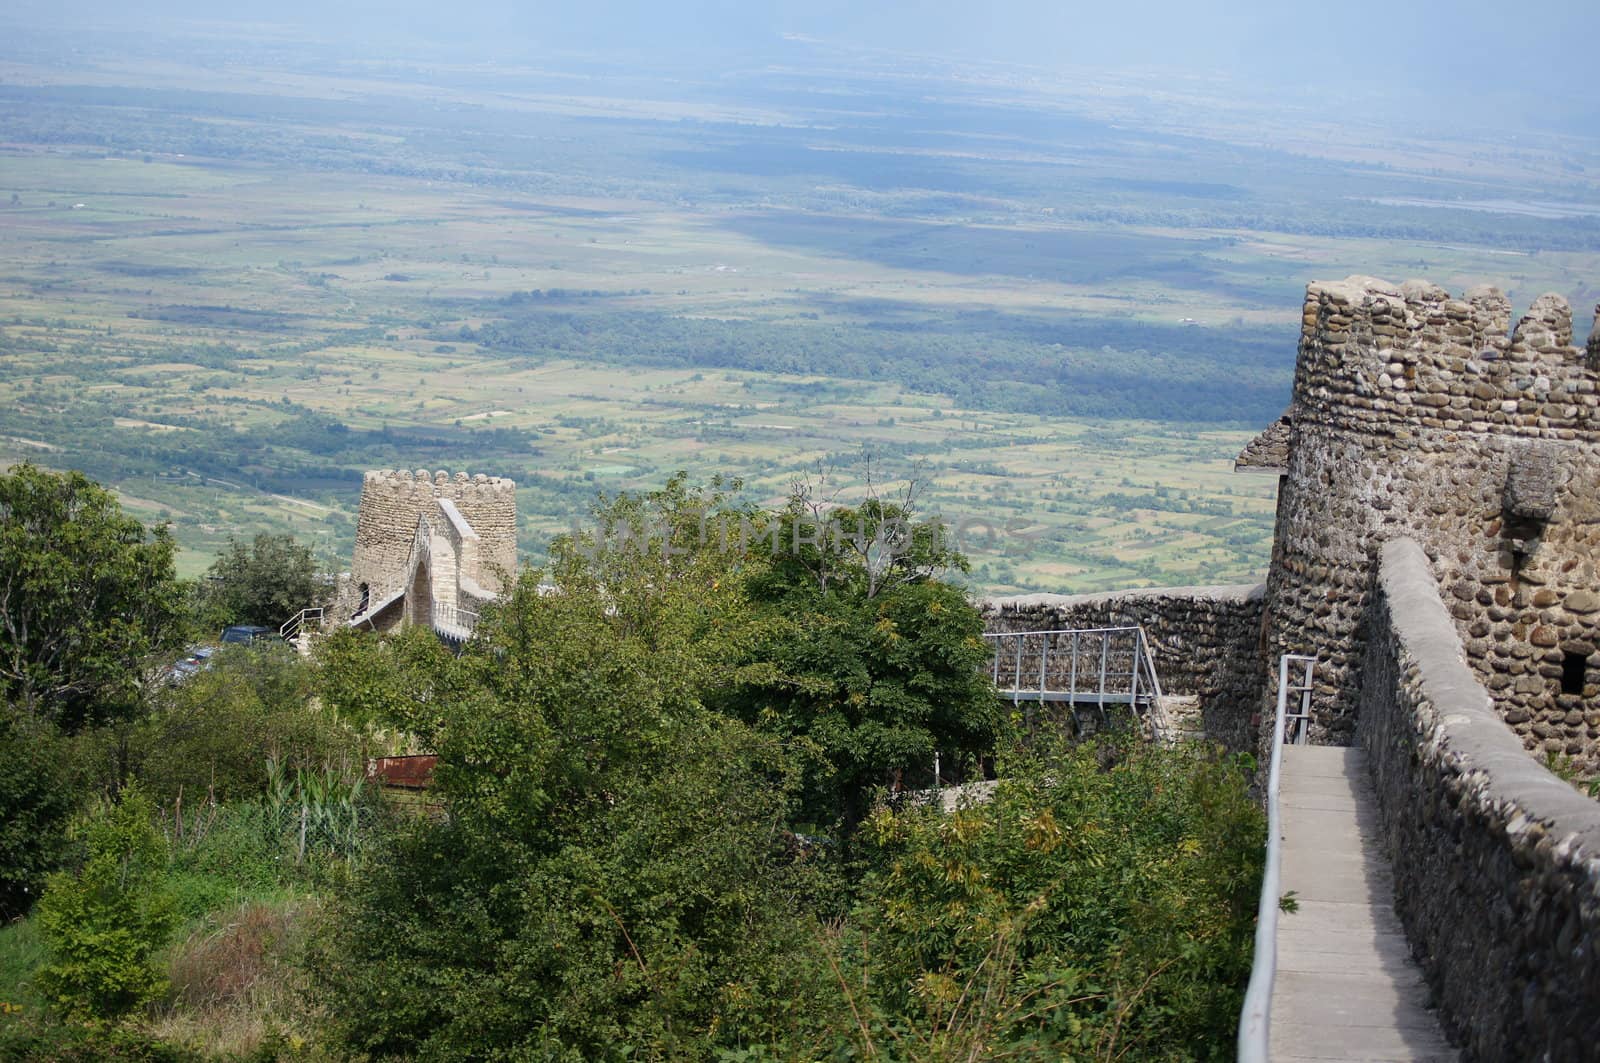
{"left": 36, "top": 787, "right": 178, "bottom": 1018}
{"left": 194, "top": 532, "right": 323, "bottom": 631}
{"left": 0, "top": 715, "right": 75, "bottom": 919}
{"left": 315, "top": 564, "right": 839, "bottom": 1059}
{"left": 552, "top": 472, "right": 1001, "bottom": 830}
{"left": 0, "top": 465, "right": 184, "bottom": 730}
{"left": 729, "top": 481, "right": 1002, "bottom": 829}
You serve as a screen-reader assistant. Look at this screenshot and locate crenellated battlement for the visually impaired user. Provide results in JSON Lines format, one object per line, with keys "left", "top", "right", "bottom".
{"left": 361, "top": 468, "right": 517, "bottom": 498}
{"left": 1260, "top": 276, "right": 1600, "bottom": 759}
{"left": 1292, "top": 276, "right": 1600, "bottom": 439}
{"left": 348, "top": 469, "right": 519, "bottom": 616}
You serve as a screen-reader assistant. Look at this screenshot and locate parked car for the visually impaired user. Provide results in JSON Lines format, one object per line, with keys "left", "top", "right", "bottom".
{"left": 220, "top": 624, "right": 277, "bottom": 645}
{"left": 167, "top": 645, "right": 216, "bottom": 685}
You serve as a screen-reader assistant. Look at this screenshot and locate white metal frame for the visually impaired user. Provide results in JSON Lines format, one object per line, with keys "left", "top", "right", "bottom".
{"left": 982, "top": 626, "right": 1164, "bottom": 709}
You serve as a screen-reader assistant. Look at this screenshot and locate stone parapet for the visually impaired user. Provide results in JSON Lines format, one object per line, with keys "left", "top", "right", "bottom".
{"left": 1292, "top": 276, "right": 1600, "bottom": 439}
{"left": 1260, "top": 278, "right": 1600, "bottom": 752}
{"left": 1359, "top": 538, "right": 1600, "bottom": 1062}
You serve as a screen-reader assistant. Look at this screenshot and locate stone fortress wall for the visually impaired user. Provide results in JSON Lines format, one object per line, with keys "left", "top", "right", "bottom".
{"left": 1260, "top": 277, "right": 1600, "bottom": 764}
{"left": 345, "top": 469, "right": 518, "bottom": 632}
{"left": 981, "top": 584, "right": 1266, "bottom": 751}
{"left": 974, "top": 277, "right": 1600, "bottom": 1059}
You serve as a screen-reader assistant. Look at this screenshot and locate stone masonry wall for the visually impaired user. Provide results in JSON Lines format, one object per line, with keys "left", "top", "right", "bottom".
{"left": 1359, "top": 538, "right": 1600, "bottom": 1062}
{"left": 350, "top": 469, "right": 517, "bottom": 603}
{"left": 982, "top": 584, "right": 1266, "bottom": 752}
{"left": 1261, "top": 276, "right": 1600, "bottom": 751}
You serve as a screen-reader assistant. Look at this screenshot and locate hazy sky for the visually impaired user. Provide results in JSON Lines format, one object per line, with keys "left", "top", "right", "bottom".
{"left": 10, "top": 0, "right": 1598, "bottom": 131}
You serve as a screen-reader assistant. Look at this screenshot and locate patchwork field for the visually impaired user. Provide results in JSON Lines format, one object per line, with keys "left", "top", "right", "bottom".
{"left": 3, "top": 22, "right": 1598, "bottom": 591}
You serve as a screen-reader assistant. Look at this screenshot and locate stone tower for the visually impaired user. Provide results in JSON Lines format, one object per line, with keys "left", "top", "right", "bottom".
{"left": 1253, "top": 277, "right": 1600, "bottom": 760}
{"left": 346, "top": 469, "right": 518, "bottom": 636}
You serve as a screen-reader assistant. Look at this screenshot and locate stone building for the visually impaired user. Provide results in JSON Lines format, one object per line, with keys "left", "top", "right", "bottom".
{"left": 339, "top": 469, "right": 517, "bottom": 640}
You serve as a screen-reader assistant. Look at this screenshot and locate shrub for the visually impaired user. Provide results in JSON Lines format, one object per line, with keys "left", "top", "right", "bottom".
{"left": 36, "top": 788, "right": 178, "bottom": 1018}
{"left": 135, "top": 645, "right": 359, "bottom": 805}
{"left": 0, "top": 716, "right": 75, "bottom": 919}
{"left": 0, "top": 1015, "right": 197, "bottom": 1061}
{"left": 314, "top": 709, "right": 841, "bottom": 1058}
{"left": 838, "top": 736, "right": 1265, "bottom": 1060}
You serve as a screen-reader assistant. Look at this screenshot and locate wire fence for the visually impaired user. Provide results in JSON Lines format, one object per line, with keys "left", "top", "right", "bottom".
{"left": 157, "top": 759, "right": 384, "bottom": 872}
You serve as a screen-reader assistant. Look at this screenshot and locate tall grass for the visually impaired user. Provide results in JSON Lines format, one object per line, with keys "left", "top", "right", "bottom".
{"left": 149, "top": 896, "right": 323, "bottom": 1059}
{"left": 0, "top": 916, "right": 48, "bottom": 1016}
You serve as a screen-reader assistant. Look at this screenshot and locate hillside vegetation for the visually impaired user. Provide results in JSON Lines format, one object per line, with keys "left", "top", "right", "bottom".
{"left": 0, "top": 467, "right": 1263, "bottom": 1060}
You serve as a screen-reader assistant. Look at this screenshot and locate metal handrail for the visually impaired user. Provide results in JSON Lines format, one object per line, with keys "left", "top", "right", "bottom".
{"left": 279, "top": 606, "right": 325, "bottom": 641}
{"left": 1237, "top": 653, "right": 1317, "bottom": 1062}
{"left": 430, "top": 601, "right": 480, "bottom": 640}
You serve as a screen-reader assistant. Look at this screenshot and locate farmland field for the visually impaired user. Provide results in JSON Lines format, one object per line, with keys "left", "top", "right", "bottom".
{"left": 3, "top": 18, "right": 1598, "bottom": 590}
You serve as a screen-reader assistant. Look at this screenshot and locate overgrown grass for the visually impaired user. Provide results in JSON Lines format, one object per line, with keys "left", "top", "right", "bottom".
{"left": 148, "top": 896, "right": 324, "bottom": 1060}
{"left": 0, "top": 916, "right": 48, "bottom": 1016}
{"left": 3, "top": 764, "right": 378, "bottom": 1060}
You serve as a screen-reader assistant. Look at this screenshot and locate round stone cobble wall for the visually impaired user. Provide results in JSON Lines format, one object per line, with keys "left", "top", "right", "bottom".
{"left": 1359, "top": 539, "right": 1600, "bottom": 1063}
{"left": 1262, "top": 277, "right": 1600, "bottom": 763}
{"left": 983, "top": 584, "right": 1266, "bottom": 752}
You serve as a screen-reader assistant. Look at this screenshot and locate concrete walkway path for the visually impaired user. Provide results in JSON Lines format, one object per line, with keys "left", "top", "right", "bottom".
{"left": 1268, "top": 745, "right": 1457, "bottom": 1062}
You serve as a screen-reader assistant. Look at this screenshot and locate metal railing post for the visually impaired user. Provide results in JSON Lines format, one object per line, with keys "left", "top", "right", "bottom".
{"left": 1130, "top": 638, "right": 1139, "bottom": 705}
{"left": 1297, "top": 657, "right": 1314, "bottom": 745}
{"left": 1069, "top": 631, "right": 1079, "bottom": 703}
{"left": 1013, "top": 635, "right": 1023, "bottom": 698}
{"left": 1038, "top": 632, "right": 1049, "bottom": 700}
{"left": 1097, "top": 632, "right": 1109, "bottom": 709}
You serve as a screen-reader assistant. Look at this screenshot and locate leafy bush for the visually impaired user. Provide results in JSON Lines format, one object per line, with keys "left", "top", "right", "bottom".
{"left": 0, "top": 716, "right": 76, "bottom": 919}
{"left": 134, "top": 645, "right": 359, "bottom": 805}
{"left": 314, "top": 625, "right": 458, "bottom": 734}
{"left": 729, "top": 572, "right": 1001, "bottom": 830}
{"left": 0, "top": 1014, "right": 197, "bottom": 1062}
{"left": 36, "top": 788, "right": 178, "bottom": 1018}
{"left": 838, "top": 736, "right": 1264, "bottom": 1060}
